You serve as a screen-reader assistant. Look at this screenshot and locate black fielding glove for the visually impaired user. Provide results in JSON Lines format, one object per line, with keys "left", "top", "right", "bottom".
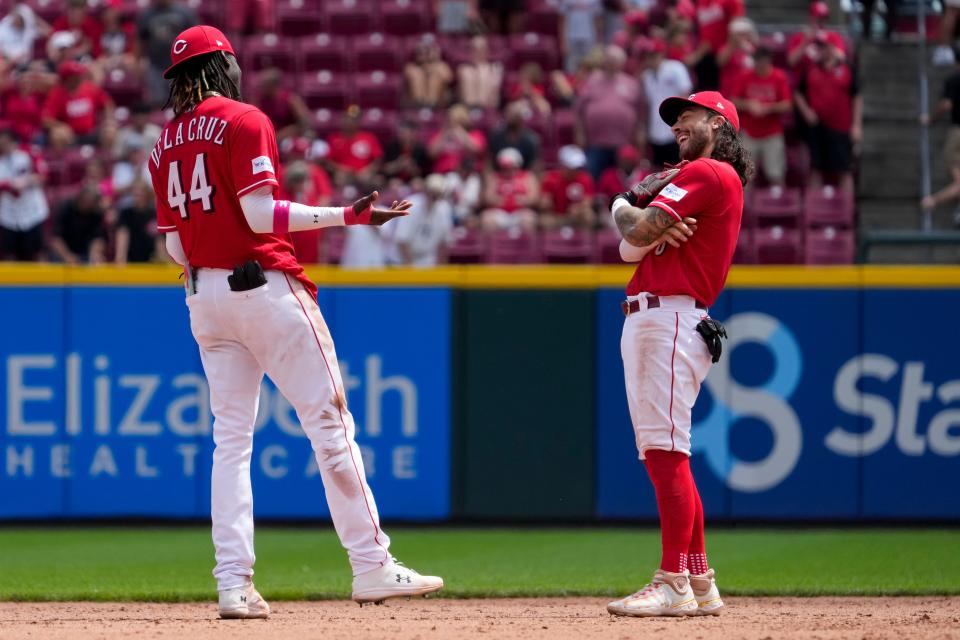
{"left": 228, "top": 260, "right": 267, "bottom": 292}
{"left": 696, "top": 318, "right": 728, "bottom": 364}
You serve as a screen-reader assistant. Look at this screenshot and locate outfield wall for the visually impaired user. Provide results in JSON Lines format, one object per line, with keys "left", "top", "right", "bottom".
{"left": 0, "top": 265, "right": 958, "bottom": 521}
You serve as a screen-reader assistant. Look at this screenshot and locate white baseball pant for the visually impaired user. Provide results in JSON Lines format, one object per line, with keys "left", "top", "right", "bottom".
{"left": 186, "top": 268, "right": 391, "bottom": 591}
{"left": 620, "top": 294, "right": 714, "bottom": 459}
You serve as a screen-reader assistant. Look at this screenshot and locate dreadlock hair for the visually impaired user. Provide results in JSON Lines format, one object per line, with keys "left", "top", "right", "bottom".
{"left": 706, "top": 111, "right": 754, "bottom": 186}
{"left": 164, "top": 51, "right": 241, "bottom": 116}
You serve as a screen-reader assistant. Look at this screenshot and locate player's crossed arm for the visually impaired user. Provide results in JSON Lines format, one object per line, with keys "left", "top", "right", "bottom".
{"left": 615, "top": 205, "right": 696, "bottom": 247}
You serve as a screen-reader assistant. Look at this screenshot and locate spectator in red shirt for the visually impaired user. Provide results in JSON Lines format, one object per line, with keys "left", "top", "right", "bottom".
{"left": 717, "top": 16, "right": 757, "bottom": 97}
{"left": 481, "top": 147, "right": 539, "bottom": 231}
{"left": 786, "top": 2, "right": 847, "bottom": 73}
{"left": 731, "top": 46, "right": 792, "bottom": 186}
{"left": 506, "top": 62, "right": 551, "bottom": 116}
{"left": 428, "top": 103, "right": 486, "bottom": 174}
{"left": 280, "top": 159, "right": 333, "bottom": 264}
{"left": 42, "top": 61, "right": 115, "bottom": 151}
{"left": 3, "top": 65, "right": 46, "bottom": 144}
{"left": 795, "top": 36, "right": 862, "bottom": 185}
{"left": 327, "top": 105, "right": 384, "bottom": 187}
{"left": 257, "top": 68, "right": 312, "bottom": 143}
{"left": 688, "top": 0, "right": 745, "bottom": 91}
{"left": 98, "top": 0, "right": 139, "bottom": 73}
{"left": 540, "top": 145, "right": 595, "bottom": 229}
{"left": 52, "top": 0, "right": 104, "bottom": 58}
{"left": 597, "top": 144, "right": 652, "bottom": 205}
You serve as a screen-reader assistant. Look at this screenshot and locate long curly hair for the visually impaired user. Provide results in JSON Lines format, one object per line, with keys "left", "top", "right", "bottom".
{"left": 164, "top": 51, "right": 241, "bottom": 116}
{"left": 707, "top": 112, "right": 755, "bottom": 186}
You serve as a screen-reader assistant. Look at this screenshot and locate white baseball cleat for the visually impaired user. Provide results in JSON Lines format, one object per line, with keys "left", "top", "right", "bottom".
{"left": 218, "top": 583, "right": 270, "bottom": 619}
{"left": 690, "top": 568, "right": 725, "bottom": 616}
{"left": 607, "top": 570, "right": 698, "bottom": 617}
{"left": 352, "top": 560, "right": 444, "bottom": 604}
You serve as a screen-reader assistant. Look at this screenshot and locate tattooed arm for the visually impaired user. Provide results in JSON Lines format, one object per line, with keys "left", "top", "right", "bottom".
{"left": 615, "top": 204, "right": 690, "bottom": 247}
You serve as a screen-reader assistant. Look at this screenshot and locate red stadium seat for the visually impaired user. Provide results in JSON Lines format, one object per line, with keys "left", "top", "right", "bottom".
{"left": 593, "top": 227, "right": 622, "bottom": 264}
{"left": 275, "top": 0, "right": 325, "bottom": 37}
{"left": 31, "top": 0, "right": 64, "bottom": 24}
{"left": 803, "top": 183, "right": 855, "bottom": 229}
{"left": 381, "top": 0, "right": 431, "bottom": 35}
{"left": 552, "top": 109, "right": 577, "bottom": 147}
{"left": 522, "top": 6, "right": 561, "bottom": 37}
{"left": 358, "top": 108, "right": 398, "bottom": 140}
{"left": 325, "top": 0, "right": 379, "bottom": 35}
{"left": 733, "top": 227, "right": 756, "bottom": 264}
{"left": 447, "top": 226, "right": 488, "bottom": 263}
{"left": 299, "top": 70, "right": 353, "bottom": 110}
{"left": 245, "top": 34, "right": 297, "bottom": 72}
{"left": 487, "top": 228, "right": 541, "bottom": 264}
{"left": 508, "top": 33, "right": 560, "bottom": 71}
{"left": 299, "top": 33, "right": 351, "bottom": 73}
{"left": 542, "top": 227, "right": 593, "bottom": 263}
{"left": 312, "top": 108, "right": 343, "bottom": 139}
{"left": 185, "top": 0, "right": 224, "bottom": 25}
{"left": 805, "top": 226, "right": 855, "bottom": 264}
{"left": 785, "top": 143, "right": 810, "bottom": 188}
{"left": 755, "top": 226, "right": 803, "bottom": 264}
{"left": 747, "top": 185, "right": 803, "bottom": 228}
{"left": 354, "top": 32, "right": 402, "bottom": 72}
{"left": 103, "top": 67, "right": 143, "bottom": 108}
{"left": 354, "top": 71, "right": 402, "bottom": 109}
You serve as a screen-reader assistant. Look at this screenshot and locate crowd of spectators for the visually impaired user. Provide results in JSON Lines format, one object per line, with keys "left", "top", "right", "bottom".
{"left": 0, "top": 0, "right": 864, "bottom": 267}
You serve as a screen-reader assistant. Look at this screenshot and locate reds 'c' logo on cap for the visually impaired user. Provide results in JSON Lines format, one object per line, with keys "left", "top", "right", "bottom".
{"left": 173, "top": 39, "right": 188, "bottom": 54}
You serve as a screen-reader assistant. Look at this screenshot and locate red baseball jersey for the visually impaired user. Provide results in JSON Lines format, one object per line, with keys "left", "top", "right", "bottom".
{"left": 149, "top": 96, "right": 316, "bottom": 297}
{"left": 626, "top": 157, "right": 743, "bottom": 307}
{"left": 541, "top": 169, "right": 594, "bottom": 214}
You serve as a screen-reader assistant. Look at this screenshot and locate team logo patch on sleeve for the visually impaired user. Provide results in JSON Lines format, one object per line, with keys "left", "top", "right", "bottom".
{"left": 659, "top": 183, "right": 688, "bottom": 202}
{"left": 252, "top": 156, "right": 274, "bottom": 175}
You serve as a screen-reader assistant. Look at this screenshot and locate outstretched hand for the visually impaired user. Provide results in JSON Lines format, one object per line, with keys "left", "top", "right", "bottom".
{"left": 346, "top": 191, "right": 412, "bottom": 226}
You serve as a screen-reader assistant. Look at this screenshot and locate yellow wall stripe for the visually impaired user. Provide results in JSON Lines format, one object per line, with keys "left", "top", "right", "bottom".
{"left": 0, "top": 263, "right": 957, "bottom": 288}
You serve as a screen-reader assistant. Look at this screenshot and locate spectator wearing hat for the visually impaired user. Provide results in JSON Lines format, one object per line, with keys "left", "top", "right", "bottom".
{"left": 540, "top": 145, "right": 596, "bottom": 229}
{"left": 481, "top": 147, "right": 539, "bottom": 231}
{"left": 50, "top": 184, "right": 107, "bottom": 265}
{"left": 0, "top": 126, "right": 49, "bottom": 261}
{"left": 114, "top": 180, "right": 162, "bottom": 264}
{"left": 731, "top": 47, "right": 791, "bottom": 186}
{"left": 786, "top": 2, "right": 847, "bottom": 72}
{"left": 0, "top": 4, "right": 50, "bottom": 65}
{"left": 687, "top": 0, "right": 744, "bottom": 91}
{"left": 717, "top": 16, "right": 757, "bottom": 97}
{"left": 641, "top": 37, "right": 692, "bottom": 168}
{"left": 137, "top": 0, "right": 198, "bottom": 106}
{"left": 556, "top": 0, "right": 603, "bottom": 73}
{"left": 576, "top": 45, "right": 647, "bottom": 179}
{"left": 42, "top": 61, "right": 115, "bottom": 150}
{"left": 457, "top": 35, "right": 504, "bottom": 110}
{"left": 392, "top": 174, "right": 455, "bottom": 267}
{"left": 276, "top": 159, "right": 333, "bottom": 264}
{"left": 487, "top": 101, "right": 541, "bottom": 171}
{"left": 113, "top": 102, "right": 162, "bottom": 157}
{"left": 98, "top": 0, "right": 138, "bottom": 73}
{"left": 383, "top": 120, "right": 432, "bottom": 182}
{"left": 795, "top": 34, "right": 861, "bottom": 185}
{"left": 429, "top": 103, "right": 487, "bottom": 174}
{"left": 257, "top": 68, "right": 313, "bottom": 143}
{"left": 52, "top": 0, "right": 104, "bottom": 58}
{"left": 405, "top": 35, "right": 453, "bottom": 109}
{"left": 444, "top": 156, "right": 483, "bottom": 225}
{"left": 3, "top": 65, "right": 48, "bottom": 145}
{"left": 327, "top": 106, "right": 384, "bottom": 187}
{"left": 597, "top": 144, "right": 652, "bottom": 207}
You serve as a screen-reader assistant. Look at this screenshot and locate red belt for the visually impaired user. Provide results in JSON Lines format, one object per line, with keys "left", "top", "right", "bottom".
{"left": 622, "top": 295, "right": 706, "bottom": 316}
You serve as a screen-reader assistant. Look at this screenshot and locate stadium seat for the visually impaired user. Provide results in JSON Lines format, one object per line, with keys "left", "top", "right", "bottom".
{"left": 805, "top": 226, "right": 855, "bottom": 264}
{"left": 487, "top": 228, "right": 541, "bottom": 264}
{"left": 299, "top": 70, "right": 353, "bottom": 110}
{"left": 31, "top": 0, "right": 64, "bottom": 24}
{"left": 747, "top": 185, "right": 803, "bottom": 228}
{"left": 245, "top": 34, "right": 297, "bottom": 72}
{"left": 185, "top": 0, "right": 224, "bottom": 25}
{"left": 354, "top": 71, "right": 403, "bottom": 109}
{"left": 358, "top": 108, "right": 398, "bottom": 141}
{"left": 275, "top": 0, "right": 325, "bottom": 37}
{"left": 381, "top": 0, "right": 431, "bottom": 35}
{"left": 508, "top": 33, "right": 560, "bottom": 71}
{"left": 803, "top": 183, "right": 855, "bottom": 228}
{"left": 593, "top": 227, "right": 622, "bottom": 264}
{"left": 102, "top": 67, "right": 143, "bottom": 108}
{"left": 733, "top": 227, "right": 756, "bottom": 264}
{"left": 447, "top": 226, "right": 487, "bottom": 264}
{"left": 299, "top": 33, "right": 351, "bottom": 73}
{"left": 354, "top": 33, "right": 402, "bottom": 72}
{"left": 325, "top": 0, "right": 379, "bottom": 35}
{"left": 522, "top": 6, "right": 561, "bottom": 37}
{"left": 755, "top": 226, "right": 803, "bottom": 264}
{"left": 785, "top": 143, "right": 810, "bottom": 188}
{"left": 552, "top": 109, "right": 577, "bottom": 147}
{"left": 312, "top": 108, "right": 344, "bottom": 139}
{"left": 542, "top": 227, "right": 593, "bottom": 263}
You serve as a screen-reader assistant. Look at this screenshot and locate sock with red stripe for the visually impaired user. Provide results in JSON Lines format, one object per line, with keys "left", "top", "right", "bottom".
{"left": 688, "top": 479, "right": 709, "bottom": 575}
{"left": 643, "top": 449, "right": 695, "bottom": 574}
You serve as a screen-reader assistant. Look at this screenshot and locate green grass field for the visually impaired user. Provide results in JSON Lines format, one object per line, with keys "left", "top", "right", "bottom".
{"left": 0, "top": 527, "right": 956, "bottom": 601}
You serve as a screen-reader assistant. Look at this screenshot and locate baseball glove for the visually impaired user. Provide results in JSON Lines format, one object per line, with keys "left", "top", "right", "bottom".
{"left": 608, "top": 164, "right": 685, "bottom": 212}
{"left": 696, "top": 318, "right": 727, "bottom": 364}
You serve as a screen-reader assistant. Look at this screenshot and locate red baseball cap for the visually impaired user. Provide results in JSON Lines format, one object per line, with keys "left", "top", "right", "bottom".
{"left": 164, "top": 25, "right": 236, "bottom": 79}
{"left": 659, "top": 91, "right": 740, "bottom": 132}
{"left": 617, "top": 144, "right": 640, "bottom": 162}
{"left": 810, "top": 1, "right": 830, "bottom": 19}
{"left": 58, "top": 60, "right": 87, "bottom": 79}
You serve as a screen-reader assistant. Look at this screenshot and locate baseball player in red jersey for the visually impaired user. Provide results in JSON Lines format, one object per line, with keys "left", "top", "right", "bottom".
{"left": 149, "top": 26, "right": 443, "bottom": 619}
{"left": 605, "top": 91, "right": 753, "bottom": 617}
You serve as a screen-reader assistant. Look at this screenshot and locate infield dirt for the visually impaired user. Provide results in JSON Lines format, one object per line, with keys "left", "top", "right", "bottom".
{"left": 2, "top": 597, "right": 959, "bottom": 640}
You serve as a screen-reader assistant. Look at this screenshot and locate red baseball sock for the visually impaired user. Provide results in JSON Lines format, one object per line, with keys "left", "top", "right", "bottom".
{"left": 688, "top": 480, "right": 709, "bottom": 575}
{"left": 643, "top": 449, "right": 695, "bottom": 574}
